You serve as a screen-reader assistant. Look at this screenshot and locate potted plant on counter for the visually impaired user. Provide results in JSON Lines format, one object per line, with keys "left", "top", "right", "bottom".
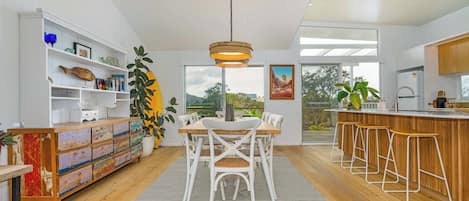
{"left": 128, "top": 46, "right": 178, "bottom": 157}
{"left": 0, "top": 128, "right": 16, "bottom": 161}
{"left": 335, "top": 81, "right": 380, "bottom": 110}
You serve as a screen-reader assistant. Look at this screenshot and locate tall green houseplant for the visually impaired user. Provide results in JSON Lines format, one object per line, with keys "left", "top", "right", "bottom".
{"left": 127, "top": 46, "right": 177, "bottom": 138}
{"left": 336, "top": 81, "right": 380, "bottom": 109}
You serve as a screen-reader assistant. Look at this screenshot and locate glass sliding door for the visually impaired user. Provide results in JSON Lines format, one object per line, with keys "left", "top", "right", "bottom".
{"left": 301, "top": 62, "right": 380, "bottom": 144}
{"left": 302, "top": 64, "right": 341, "bottom": 144}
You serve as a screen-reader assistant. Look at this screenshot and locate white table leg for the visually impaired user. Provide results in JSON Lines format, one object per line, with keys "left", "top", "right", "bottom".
{"left": 257, "top": 138, "right": 277, "bottom": 201}
{"left": 185, "top": 137, "right": 203, "bottom": 201}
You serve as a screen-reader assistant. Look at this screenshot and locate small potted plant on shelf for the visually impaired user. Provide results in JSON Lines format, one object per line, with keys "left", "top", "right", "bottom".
{"left": 335, "top": 81, "right": 380, "bottom": 110}
{"left": 128, "top": 46, "right": 178, "bottom": 157}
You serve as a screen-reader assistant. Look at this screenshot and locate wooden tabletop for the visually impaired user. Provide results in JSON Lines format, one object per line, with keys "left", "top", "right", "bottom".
{"left": 178, "top": 118, "right": 281, "bottom": 135}
{"left": 0, "top": 165, "right": 32, "bottom": 182}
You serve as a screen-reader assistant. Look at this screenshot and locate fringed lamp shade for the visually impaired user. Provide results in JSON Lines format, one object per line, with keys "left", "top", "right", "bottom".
{"left": 209, "top": 41, "right": 253, "bottom": 67}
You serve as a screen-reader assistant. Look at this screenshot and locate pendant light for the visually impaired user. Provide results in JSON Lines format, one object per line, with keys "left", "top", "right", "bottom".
{"left": 209, "top": 0, "right": 252, "bottom": 68}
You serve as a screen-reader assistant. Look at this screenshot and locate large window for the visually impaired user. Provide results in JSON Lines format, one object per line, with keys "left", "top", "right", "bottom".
{"left": 461, "top": 75, "right": 469, "bottom": 99}
{"left": 299, "top": 27, "right": 378, "bottom": 57}
{"left": 342, "top": 63, "right": 380, "bottom": 99}
{"left": 185, "top": 66, "right": 264, "bottom": 117}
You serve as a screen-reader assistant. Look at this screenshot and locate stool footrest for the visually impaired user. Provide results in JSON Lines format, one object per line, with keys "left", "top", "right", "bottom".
{"left": 420, "top": 169, "right": 445, "bottom": 180}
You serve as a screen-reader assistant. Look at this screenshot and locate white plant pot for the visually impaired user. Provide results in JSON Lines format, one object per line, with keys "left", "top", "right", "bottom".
{"left": 142, "top": 135, "right": 155, "bottom": 157}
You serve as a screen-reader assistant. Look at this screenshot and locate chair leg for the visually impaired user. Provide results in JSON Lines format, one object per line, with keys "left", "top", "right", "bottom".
{"left": 330, "top": 123, "right": 340, "bottom": 161}
{"left": 433, "top": 136, "right": 453, "bottom": 201}
{"left": 342, "top": 125, "right": 355, "bottom": 169}
{"left": 249, "top": 171, "right": 256, "bottom": 201}
{"left": 209, "top": 170, "right": 215, "bottom": 201}
{"left": 220, "top": 180, "right": 226, "bottom": 201}
{"left": 382, "top": 133, "right": 395, "bottom": 191}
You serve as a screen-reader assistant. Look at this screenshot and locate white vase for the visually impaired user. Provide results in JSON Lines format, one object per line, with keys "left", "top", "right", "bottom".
{"left": 142, "top": 135, "right": 155, "bottom": 157}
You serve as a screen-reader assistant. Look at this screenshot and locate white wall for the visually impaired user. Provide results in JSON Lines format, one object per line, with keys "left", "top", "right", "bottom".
{"left": 151, "top": 24, "right": 416, "bottom": 146}
{"left": 0, "top": 0, "right": 142, "bottom": 199}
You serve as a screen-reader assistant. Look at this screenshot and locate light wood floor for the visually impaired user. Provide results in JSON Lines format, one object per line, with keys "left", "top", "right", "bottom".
{"left": 64, "top": 146, "right": 446, "bottom": 201}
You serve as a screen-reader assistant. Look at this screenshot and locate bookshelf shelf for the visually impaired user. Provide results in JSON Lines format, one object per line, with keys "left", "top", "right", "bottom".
{"left": 48, "top": 47, "right": 128, "bottom": 72}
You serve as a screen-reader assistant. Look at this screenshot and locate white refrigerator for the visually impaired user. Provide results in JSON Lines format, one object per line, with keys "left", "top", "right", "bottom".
{"left": 397, "top": 69, "right": 424, "bottom": 111}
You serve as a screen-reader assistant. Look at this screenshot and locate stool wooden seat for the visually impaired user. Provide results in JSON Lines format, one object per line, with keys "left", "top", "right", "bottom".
{"left": 337, "top": 121, "right": 359, "bottom": 125}
{"left": 357, "top": 124, "right": 389, "bottom": 129}
{"left": 382, "top": 129, "right": 452, "bottom": 201}
{"left": 389, "top": 129, "right": 439, "bottom": 137}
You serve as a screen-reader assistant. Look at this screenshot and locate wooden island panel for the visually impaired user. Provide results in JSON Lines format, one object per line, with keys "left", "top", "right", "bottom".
{"left": 338, "top": 112, "right": 465, "bottom": 200}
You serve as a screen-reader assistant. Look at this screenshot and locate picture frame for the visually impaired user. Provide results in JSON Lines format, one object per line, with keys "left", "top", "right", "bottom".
{"left": 270, "top": 64, "right": 295, "bottom": 100}
{"left": 74, "top": 42, "right": 92, "bottom": 59}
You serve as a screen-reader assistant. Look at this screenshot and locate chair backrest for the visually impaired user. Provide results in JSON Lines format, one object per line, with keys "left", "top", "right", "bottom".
{"left": 268, "top": 113, "right": 284, "bottom": 129}
{"left": 215, "top": 111, "right": 224, "bottom": 118}
{"left": 261, "top": 112, "right": 271, "bottom": 122}
{"left": 178, "top": 114, "right": 194, "bottom": 127}
{"left": 203, "top": 119, "right": 260, "bottom": 168}
{"left": 191, "top": 112, "right": 199, "bottom": 122}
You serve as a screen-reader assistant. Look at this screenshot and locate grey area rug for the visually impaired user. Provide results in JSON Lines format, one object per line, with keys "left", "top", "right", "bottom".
{"left": 136, "top": 157, "right": 325, "bottom": 201}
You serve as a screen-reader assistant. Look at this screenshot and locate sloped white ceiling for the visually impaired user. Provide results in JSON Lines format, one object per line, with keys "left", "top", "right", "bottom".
{"left": 113, "top": 0, "right": 309, "bottom": 51}
{"left": 304, "top": 0, "right": 469, "bottom": 25}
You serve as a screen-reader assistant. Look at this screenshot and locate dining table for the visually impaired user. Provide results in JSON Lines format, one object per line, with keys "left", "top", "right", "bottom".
{"left": 178, "top": 117, "right": 281, "bottom": 201}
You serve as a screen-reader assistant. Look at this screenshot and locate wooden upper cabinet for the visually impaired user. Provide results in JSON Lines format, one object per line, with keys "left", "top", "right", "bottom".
{"left": 438, "top": 37, "right": 469, "bottom": 74}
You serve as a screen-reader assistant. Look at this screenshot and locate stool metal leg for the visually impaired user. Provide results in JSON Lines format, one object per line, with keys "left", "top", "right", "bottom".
{"left": 350, "top": 127, "right": 367, "bottom": 174}
{"left": 433, "top": 136, "right": 453, "bottom": 201}
{"left": 341, "top": 124, "right": 355, "bottom": 169}
{"left": 330, "top": 123, "right": 340, "bottom": 161}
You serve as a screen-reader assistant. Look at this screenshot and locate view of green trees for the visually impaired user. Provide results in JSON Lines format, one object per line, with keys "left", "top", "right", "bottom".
{"left": 186, "top": 82, "right": 264, "bottom": 117}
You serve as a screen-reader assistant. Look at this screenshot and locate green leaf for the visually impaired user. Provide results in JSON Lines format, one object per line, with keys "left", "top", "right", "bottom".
{"left": 168, "top": 114, "right": 175, "bottom": 123}
{"left": 353, "top": 81, "right": 368, "bottom": 91}
{"left": 142, "top": 57, "right": 153, "bottom": 63}
{"left": 138, "top": 46, "right": 144, "bottom": 55}
{"left": 337, "top": 91, "right": 349, "bottom": 102}
{"left": 359, "top": 88, "right": 368, "bottom": 101}
{"left": 166, "top": 106, "right": 176, "bottom": 113}
{"left": 127, "top": 63, "right": 135, "bottom": 69}
{"left": 128, "top": 81, "right": 135, "bottom": 86}
{"left": 349, "top": 93, "right": 362, "bottom": 109}
{"left": 367, "top": 87, "right": 379, "bottom": 93}
{"left": 335, "top": 83, "right": 352, "bottom": 92}
{"left": 146, "top": 79, "right": 155, "bottom": 86}
{"left": 370, "top": 90, "right": 381, "bottom": 100}
{"left": 133, "top": 47, "right": 139, "bottom": 55}
{"left": 170, "top": 97, "right": 177, "bottom": 105}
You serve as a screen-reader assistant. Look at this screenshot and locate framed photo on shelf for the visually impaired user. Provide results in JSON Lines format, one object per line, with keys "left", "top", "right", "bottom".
{"left": 74, "top": 42, "right": 92, "bottom": 59}
{"left": 270, "top": 64, "right": 294, "bottom": 100}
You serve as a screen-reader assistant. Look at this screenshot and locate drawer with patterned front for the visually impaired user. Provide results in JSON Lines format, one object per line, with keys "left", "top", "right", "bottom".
{"left": 113, "top": 122, "right": 129, "bottom": 137}
{"left": 58, "top": 147, "right": 92, "bottom": 174}
{"left": 59, "top": 164, "right": 92, "bottom": 196}
{"left": 91, "top": 125, "right": 113, "bottom": 144}
{"left": 58, "top": 128, "right": 91, "bottom": 151}
{"left": 114, "top": 134, "right": 130, "bottom": 153}
{"left": 130, "top": 131, "right": 143, "bottom": 146}
{"left": 92, "top": 141, "right": 114, "bottom": 161}
{"left": 131, "top": 143, "right": 143, "bottom": 160}
{"left": 93, "top": 157, "right": 114, "bottom": 180}
{"left": 130, "top": 119, "right": 144, "bottom": 132}
{"left": 114, "top": 150, "right": 130, "bottom": 168}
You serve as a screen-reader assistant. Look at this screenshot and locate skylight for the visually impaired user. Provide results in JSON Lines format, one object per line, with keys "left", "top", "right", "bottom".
{"left": 300, "top": 49, "right": 326, "bottom": 56}
{"left": 300, "top": 37, "right": 378, "bottom": 45}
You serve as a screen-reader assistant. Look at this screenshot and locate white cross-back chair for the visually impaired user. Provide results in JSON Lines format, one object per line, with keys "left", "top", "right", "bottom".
{"left": 203, "top": 119, "right": 261, "bottom": 201}
{"left": 191, "top": 112, "right": 199, "bottom": 122}
{"left": 261, "top": 112, "right": 271, "bottom": 122}
{"left": 216, "top": 111, "right": 224, "bottom": 118}
{"left": 181, "top": 114, "right": 222, "bottom": 201}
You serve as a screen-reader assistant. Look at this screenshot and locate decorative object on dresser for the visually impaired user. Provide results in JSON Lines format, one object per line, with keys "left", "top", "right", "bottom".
{"left": 59, "top": 65, "right": 96, "bottom": 81}
{"left": 270, "top": 64, "right": 295, "bottom": 100}
{"left": 99, "top": 56, "right": 120, "bottom": 67}
{"left": 8, "top": 118, "right": 144, "bottom": 201}
{"left": 73, "top": 42, "right": 92, "bottom": 59}
{"left": 335, "top": 81, "right": 380, "bottom": 109}
{"left": 43, "top": 32, "right": 57, "bottom": 47}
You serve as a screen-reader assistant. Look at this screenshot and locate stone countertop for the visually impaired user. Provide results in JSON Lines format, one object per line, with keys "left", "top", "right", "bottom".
{"left": 325, "top": 109, "right": 469, "bottom": 119}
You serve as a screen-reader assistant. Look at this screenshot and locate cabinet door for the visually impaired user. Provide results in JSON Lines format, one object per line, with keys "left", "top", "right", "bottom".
{"left": 58, "top": 128, "right": 91, "bottom": 151}
{"left": 439, "top": 37, "right": 469, "bottom": 74}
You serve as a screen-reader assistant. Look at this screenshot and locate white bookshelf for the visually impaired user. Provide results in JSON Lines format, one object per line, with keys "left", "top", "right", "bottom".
{"left": 19, "top": 10, "right": 131, "bottom": 127}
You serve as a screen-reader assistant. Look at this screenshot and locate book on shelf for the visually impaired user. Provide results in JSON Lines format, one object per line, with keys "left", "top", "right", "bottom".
{"left": 94, "top": 74, "right": 126, "bottom": 92}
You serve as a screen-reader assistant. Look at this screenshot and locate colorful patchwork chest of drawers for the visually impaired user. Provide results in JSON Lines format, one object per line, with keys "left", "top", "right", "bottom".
{"left": 8, "top": 117, "right": 143, "bottom": 201}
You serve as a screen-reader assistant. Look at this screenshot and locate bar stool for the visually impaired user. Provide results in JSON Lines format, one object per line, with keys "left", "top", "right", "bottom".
{"left": 350, "top": 124, "right": 398, "bottom": 184}
{"left": 330, "top": 121, "right": 359, "bottom": 168}
{"left": 382, "top": 129, "right": 452, "bottom": 201}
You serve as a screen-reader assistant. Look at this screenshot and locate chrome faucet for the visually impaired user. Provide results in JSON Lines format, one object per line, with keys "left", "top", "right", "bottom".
{"left": 394, "top": 86, "right": 416, "bottom": 112}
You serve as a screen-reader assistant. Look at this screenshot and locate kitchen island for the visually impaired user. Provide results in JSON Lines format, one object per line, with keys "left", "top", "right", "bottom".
{"left": 328, "top": 109, "right": 469, "bottom": 201}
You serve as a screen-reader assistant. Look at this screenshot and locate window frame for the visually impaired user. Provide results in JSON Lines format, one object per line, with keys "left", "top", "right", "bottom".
{"left": 183, "top": 65, "right": 265, "bottom": 116}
